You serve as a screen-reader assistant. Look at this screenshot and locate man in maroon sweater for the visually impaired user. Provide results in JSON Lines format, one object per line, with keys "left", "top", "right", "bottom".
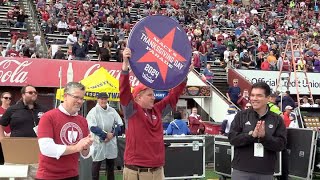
{"left": 120, "top": 48, "right": 188, "bottom": 180}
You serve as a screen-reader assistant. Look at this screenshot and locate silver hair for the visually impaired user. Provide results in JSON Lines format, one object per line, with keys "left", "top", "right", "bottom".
{"left": 64, "top": 82, "right": 85, "bottom": 94}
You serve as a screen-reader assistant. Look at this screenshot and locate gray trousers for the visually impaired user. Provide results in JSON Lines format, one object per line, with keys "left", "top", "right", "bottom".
{"left": 232, "top": 169, "right": 273, "bottom": 180}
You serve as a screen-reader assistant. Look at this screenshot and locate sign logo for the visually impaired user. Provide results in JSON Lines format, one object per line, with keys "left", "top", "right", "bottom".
{"left": 128, "top": 15, "right": 192, "bottom": 90}
{"left": 0, "top": 59, "right": 31, "bottom": 84}
{"left": 60, "top": 122, "right": 83, "bottom": 145}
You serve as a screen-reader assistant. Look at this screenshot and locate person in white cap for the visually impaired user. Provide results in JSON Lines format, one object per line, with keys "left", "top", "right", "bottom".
{"left": 283, "top": 106, "right": 293, "bottom": 128}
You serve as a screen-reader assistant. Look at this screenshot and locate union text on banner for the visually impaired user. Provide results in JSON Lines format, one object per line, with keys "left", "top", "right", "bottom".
{"left": 237, "top": 69, "right": 320, "bottom": 95}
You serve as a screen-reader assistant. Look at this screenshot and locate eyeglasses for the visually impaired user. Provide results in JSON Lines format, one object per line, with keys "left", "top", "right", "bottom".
{"left": 25, "top": 91, "right": 38, "bottom": 95}
{"left": 233, "top": 82, "right": 238, "bottom": 84}
{"left": 3, "top": 97, "right": 12, "bottom": 100}
{"left": 67, "top": 93, "right": 85, "bottom": 102}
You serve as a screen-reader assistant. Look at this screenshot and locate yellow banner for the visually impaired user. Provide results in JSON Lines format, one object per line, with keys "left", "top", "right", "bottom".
{"left": 56, "top": 67, "right": 120, "bottom": 101}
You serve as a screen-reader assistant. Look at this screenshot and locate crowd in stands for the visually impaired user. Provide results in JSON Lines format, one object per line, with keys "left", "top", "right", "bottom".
{"left": 0, "top": 0, "right": 320, "bottom": 74}
{"left": 189, "top": 0, "right": 320, "bottom": 73}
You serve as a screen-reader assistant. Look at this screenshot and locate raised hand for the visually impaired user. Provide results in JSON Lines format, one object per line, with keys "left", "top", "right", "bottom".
{"left": 123, "top": 47, "right": 131, "bottom": 63}
{"left": 252, "top": 121, "right": 261, "bottom": 138}
{"left": 257, "top": 121, "right": 266, "bottom": 138}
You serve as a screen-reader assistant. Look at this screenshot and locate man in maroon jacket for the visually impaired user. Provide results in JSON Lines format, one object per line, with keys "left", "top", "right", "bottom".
{"left": 120, "top": 48, "right": 189, "bottom": 180}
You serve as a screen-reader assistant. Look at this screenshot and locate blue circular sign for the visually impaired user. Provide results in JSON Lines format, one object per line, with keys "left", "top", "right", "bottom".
{"left": 128, "top": 15, "right": 192, "bottom": 90}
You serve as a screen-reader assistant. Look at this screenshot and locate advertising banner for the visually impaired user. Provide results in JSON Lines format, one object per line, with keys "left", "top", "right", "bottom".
{"left": 128, "top": 15, "right": 192, "bottom": 90}
{"left": 237, "top": 69, "right": 320, "bottom": 94}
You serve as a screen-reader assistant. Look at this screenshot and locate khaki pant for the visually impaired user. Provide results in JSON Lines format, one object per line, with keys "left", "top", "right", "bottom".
{"left": 123, "top": 166, "right": 164, "bottom": 180}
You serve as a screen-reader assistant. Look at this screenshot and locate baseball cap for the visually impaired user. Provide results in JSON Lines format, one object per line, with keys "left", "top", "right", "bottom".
{"left": 97, "top": 92, "right": 109, "bottom": 99}
{"left": 227, "top": 105, "right": 237, "bottom": 114}
{"left": 285, "top": 105, "right": 293, "bottom": 110}
{"left": 132, "top": 83, "right": 149, "bottom": 98}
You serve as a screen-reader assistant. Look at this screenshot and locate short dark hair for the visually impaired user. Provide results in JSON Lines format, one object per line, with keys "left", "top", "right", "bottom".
{"left": 173, "top": 111, "right": 182, "bottom": 119}
{"left": 269, "top": 93, "right": 277, "bottom": 98}
{"left": 251, "top": 82, "right": 271, "bottom": 97}
{"left": 21, "top": 85, "right": 35, "bottom": 94}
{"left": 1, "top": 92, "right": 11, "bottom": 98}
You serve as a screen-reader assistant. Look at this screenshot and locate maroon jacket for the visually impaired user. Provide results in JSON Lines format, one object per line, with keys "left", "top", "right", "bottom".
{"left": 188, "top": 114, "right": 203, "bottom": 135}
{"left": 237, "top": 96, "right": 250, "bottom": 110}
{"left": 120, "top": 71, "right": 186, "bottom": 167}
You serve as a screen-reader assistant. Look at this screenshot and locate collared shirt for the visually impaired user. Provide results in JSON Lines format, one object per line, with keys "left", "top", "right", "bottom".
{"left": 0, "top": 101, "right": 47, "bottom": 137}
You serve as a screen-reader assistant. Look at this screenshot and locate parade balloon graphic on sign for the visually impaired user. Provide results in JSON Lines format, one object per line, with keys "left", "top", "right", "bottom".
{"left": 128, "top": 15, "right": 192, "bottom": 90}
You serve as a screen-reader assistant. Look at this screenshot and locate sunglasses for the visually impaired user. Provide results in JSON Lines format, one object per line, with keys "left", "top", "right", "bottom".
{"left": 25, "top": 91, "right": 38, "bottom": 95}
{"left": 246, "top": 106, "right": 252, "bottom": 108}
{"left": 233, "top": 82, "right": 238, "bottom": 84}
{"left": 3, "top": 97, "right": 12, "bottom": 100}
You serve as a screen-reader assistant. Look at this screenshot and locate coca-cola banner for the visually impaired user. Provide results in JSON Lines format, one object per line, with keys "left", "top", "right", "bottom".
{"left": 0, "top": 57, "right": 139, "bottom": 87}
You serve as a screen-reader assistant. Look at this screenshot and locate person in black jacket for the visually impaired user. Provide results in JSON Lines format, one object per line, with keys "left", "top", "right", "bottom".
{"left": 53, "top": 46, "right": 66, "bottom": 60}
{"left": 97, "top": 41, "right": 111, "bottom": 61}
{"left": 72, "top": 35, "right": 88, "bottom": 60}
{"left": 15, "top": 9, "right": 28, "bottom": 28}
{"left": 228, "top": 82, "right": 287, "bottom": 180}
{"left": 279, "top": 91, "right": 296, "bottom": 112}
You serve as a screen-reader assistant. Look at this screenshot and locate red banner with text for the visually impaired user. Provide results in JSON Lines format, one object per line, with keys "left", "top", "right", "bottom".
{"left": 0, "top": 58, "right": 139, "bottom": 88}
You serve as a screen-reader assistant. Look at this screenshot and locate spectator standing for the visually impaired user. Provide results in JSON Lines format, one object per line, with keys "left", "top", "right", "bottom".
{"left": 72, "top": 35, "right": 88, "bottom": 60}
{"left": 188, "top": 107, "right": 205, "bottom": 135}
{"left": 237, "top": 89, "right": 250, "bottom": 110}
{"left": 268, "top": 93, "right": 283, "bottom": 118}
{"left": 226, "top": 79, "right": 241, "bottom": 106}
{"left": 36, "top": 82, "right": 94, "bottom": 179}
{"left": 87, "top": 93, "right": 123, "bottom": 180}
{"left": 0, "top": 92, "right": 12, "bottom": 165}
{"left": 97, "top": 42, "right": 111, "bottom": 61}
{"left": 267, "top": 50, "right": 277, "bottom": 70}
{"left": 0, "top": 86, "right": 48, "bottom": 179}
{"left": 192, "top": 51, "right": 201, "bottom": 72}
{"left": 34, "top": 32, "right": 42, "bottom": 50}
{"left": 53, "top": 46, "right": 66, "bottom": 59}
{"left": 223, "top": 105, "right": 238, "bottom": 135}
{"left": 66, "top": 31, "right": 78, "bottom": 46}
{"left": 283, "top": 106, "right": 293, "bottom": 127}
{"left": 166, "top": 111, "right": 190, "bottom": 135}
{"left": 280, "top": 91, "right": 296, "bottom": 112}
{"left": 228, "top": 82, "right": 287, "bottom": 180}
{"left": 0, "top": 85, "right": 47, "bottom": 138}
{"left": 198, "top": 41, "right": 208, "bottom": 67}
{"left": 119, "top": 48, "right": 188, "bottom": 180}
